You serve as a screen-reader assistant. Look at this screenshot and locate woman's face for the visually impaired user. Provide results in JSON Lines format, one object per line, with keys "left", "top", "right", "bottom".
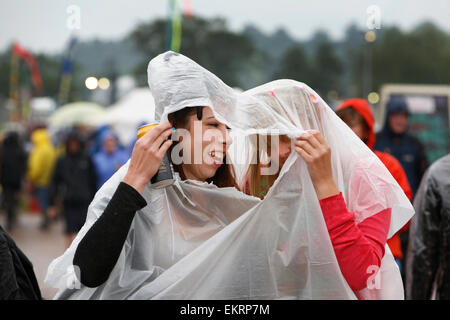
{"left": 180, "top": 107, "right": 232, "bottom": 181}
{"left": 265, "top": 135, "right": 292, "bottom": 171}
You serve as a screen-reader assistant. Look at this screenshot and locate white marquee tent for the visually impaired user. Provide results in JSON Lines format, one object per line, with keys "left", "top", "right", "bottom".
{"left": 91, "top": 88, "right": 156, "bottom": 146}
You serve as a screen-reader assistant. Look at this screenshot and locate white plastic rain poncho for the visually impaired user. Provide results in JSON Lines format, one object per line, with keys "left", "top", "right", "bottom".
{"left": 45, "top": 51, "right": 414, "bottom": 300}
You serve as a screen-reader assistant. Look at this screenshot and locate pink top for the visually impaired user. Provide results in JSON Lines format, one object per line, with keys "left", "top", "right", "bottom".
{"left": 319, "top": 192, "right": 391, "bottom": 292}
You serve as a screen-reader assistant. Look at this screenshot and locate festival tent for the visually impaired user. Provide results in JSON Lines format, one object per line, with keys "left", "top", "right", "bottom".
{"left": 30, "top": 97, "right": 56, "bottom": 122}
{"left": 90, "top": 88, "right": 156, "bottom": 146}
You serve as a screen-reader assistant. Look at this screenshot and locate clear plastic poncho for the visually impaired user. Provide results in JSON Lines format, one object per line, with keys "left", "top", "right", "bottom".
{"left": 45, "top": 51, "right": 414, "bottom": 300}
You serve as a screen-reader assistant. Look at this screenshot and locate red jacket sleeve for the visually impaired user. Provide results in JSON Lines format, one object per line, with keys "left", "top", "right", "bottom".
{"left": 319, "top": 193, "right": 391, "bottom": 291}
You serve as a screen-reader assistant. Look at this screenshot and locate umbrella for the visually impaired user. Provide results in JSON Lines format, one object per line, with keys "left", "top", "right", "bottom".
{"left": 48, "top": 102, "right": 106, "bottom": 128}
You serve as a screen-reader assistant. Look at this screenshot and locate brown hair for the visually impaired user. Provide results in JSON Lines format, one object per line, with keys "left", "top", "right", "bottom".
{"left": 336, "top": 107, "right": 370, "bottom": 143}
{"left": 168, "top": 106, "right": 239, "bottom": 189}
{"left": 336, "top": 107, "right": 369, "bottom": 131}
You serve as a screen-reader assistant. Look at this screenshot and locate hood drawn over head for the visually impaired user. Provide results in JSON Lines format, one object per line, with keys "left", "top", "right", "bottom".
{"left": 31, "top": 128, "right": 51, "bottom": 147}
{"left": 336, "top": 98, "right": 376, "bottom": 149}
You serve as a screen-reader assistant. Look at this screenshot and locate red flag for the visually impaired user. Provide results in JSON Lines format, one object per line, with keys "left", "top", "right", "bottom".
{"left": 12, "top": 43, "right": 43, "bottom": 94}
{"left": 182, "top": 0, "right": 193, "bottom": 18}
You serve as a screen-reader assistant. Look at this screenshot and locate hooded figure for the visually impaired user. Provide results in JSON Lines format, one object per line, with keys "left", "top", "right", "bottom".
{"left": 0, "top": 131, "right": 27, "bottom": 230}
{"left": 374, "top": 97, "right": 428, "bottom": 196}
{"left": 336, "top": 99, "right": 412, "bottom": 265}
{"left": 27, "top": 128, "right": 57, "bottom": 230}
{"left": 92, "top": 130, "right": 128, "bottom": 189}
{"left": 27, "top": 129, "right": 56, "bottom": 188}
{"left": 49, "top": 130, "right": 97, "bottom": 247}
{"left": 45, "top": 52, "right": 413, "bottom": 300}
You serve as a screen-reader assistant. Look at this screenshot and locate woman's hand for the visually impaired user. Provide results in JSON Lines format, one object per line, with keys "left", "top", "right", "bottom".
{"left": 294, "top": 130, "right": 340, "bottom": 200}
{"left": 122, "top": 122, "right": 174, "bottom": 194}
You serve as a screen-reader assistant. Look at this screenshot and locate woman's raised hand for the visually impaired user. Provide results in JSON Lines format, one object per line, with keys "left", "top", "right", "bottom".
{"left": 294, "top": 130, "right": 340, "bottom": 200}
{"left": 122, "top": 122, "right": 174, "bottom": 194}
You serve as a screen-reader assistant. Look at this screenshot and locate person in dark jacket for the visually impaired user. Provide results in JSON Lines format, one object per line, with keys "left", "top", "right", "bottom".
{"left": 406, "top": 153, "right": 450, "bottom": 300}
{"left": 374, "top": 97, "right": 429, "bottom": 197}
{"left": 49, "top": 130, "right": 97, "bottom": 248}
{"left": 374, "top": 97, "right": 429, "bottom": 280}
{"left": 0, "top": 131, "right": 27, "bottom": 231}
{"left": 0, "top": 224, "right": 42, "bottom": 300}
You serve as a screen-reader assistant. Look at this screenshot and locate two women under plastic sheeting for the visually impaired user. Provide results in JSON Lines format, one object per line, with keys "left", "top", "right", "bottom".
{"left": 45, "top": 51, "right": 414, "bottom": 300}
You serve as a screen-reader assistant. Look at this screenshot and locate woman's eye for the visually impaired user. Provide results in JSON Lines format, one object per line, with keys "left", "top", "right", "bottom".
{"left": 208, "top": 123, "right": 219, "bottom": 127}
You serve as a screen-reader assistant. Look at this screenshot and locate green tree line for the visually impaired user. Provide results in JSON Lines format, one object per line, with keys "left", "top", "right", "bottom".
{"left": 0, "top": 17, "right": 449, "bottom": 105}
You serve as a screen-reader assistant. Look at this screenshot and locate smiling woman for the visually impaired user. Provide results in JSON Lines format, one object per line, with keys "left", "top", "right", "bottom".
{"left": 167, "top": 106, "right": 237, "bottom": 188}
{"left": 44, "top": 51, "right": 248, "bottom": 298}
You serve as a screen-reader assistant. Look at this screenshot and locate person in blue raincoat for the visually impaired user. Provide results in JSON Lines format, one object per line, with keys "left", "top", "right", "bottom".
{"left": 88, "top": 125, "right": 112, "bottom": 156}
{"left": 92, "top": 130, "right": 128, "bottom": 190}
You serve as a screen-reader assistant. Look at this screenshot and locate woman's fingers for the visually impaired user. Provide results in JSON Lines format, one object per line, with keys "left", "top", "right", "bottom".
{"left": 140, "top": 122, "right": 172, "bottom": 146}
{"left": 295, "top": 146, "right": 313, "bottom": 163}
{"left": 294, "top": 139, "right": 315, "bottom": 156}
{"left": 125, "top": 122, "right": 175, "bottom": 193}
{"left": 296, "top": 131, "right": 329, "bottom": 155}
{"left": 152, "top": 127, "right": 174, "bottom": 151}
{"left": 297, "top": 130, "right": 321, "bottom": 148}
{"left": 157, "top": 139, "right": 173, "bottom": 158}
{"left": 295, "top": 130, "right": 331, "bottom": 161}
{"left": 311, "top": 130, "right": 328, "bottom": 146}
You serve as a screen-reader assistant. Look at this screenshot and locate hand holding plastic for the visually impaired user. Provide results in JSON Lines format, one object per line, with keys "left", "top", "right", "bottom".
{"left": 294, "top": 130, "right": 339, "bottom": 199}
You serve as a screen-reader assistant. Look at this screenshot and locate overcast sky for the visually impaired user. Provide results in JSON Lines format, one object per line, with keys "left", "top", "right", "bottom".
{"left": 1, "top": 0, "right": 450, "bottom": 53}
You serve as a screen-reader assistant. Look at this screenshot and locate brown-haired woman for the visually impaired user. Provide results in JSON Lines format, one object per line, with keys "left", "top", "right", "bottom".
{"left": 72, "top": 105, "right": 238, "bottom": 288}
{"left": 167, "top": 106, "right": 238, "bottom": 189}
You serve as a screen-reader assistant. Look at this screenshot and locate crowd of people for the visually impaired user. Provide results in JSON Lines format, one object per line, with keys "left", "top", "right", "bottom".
{"left": 0, "top": 51, "right": 449, "bottom": 300}
{"left": 0, "top": 124, "right": 130, "bottom": 240}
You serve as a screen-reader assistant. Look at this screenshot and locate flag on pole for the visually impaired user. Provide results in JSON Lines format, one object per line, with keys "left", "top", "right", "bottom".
{"left": 12, "top": 42, "right": 43, "bottom": 94}
{"left": 166, "top": 0, "right": 192, "bottom": 52}
{"left": 171, "top": 0, "right": 182, "bottom": 52}
{"left": 9, "top": 42, "right": 42, "bottom": 120}
{"left": 182, "top": 0, "right": 193, "bottom": 18}
{"left": 9, "top": 47, "right": 20, "bottom": 107}
{"left": 58, "top": 36, "right": 77, "bottom": 105}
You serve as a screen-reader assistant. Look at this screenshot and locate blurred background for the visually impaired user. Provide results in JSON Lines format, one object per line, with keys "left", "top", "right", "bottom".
{"left": 0, "top": 0, "right": 449, "bottom": 299}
